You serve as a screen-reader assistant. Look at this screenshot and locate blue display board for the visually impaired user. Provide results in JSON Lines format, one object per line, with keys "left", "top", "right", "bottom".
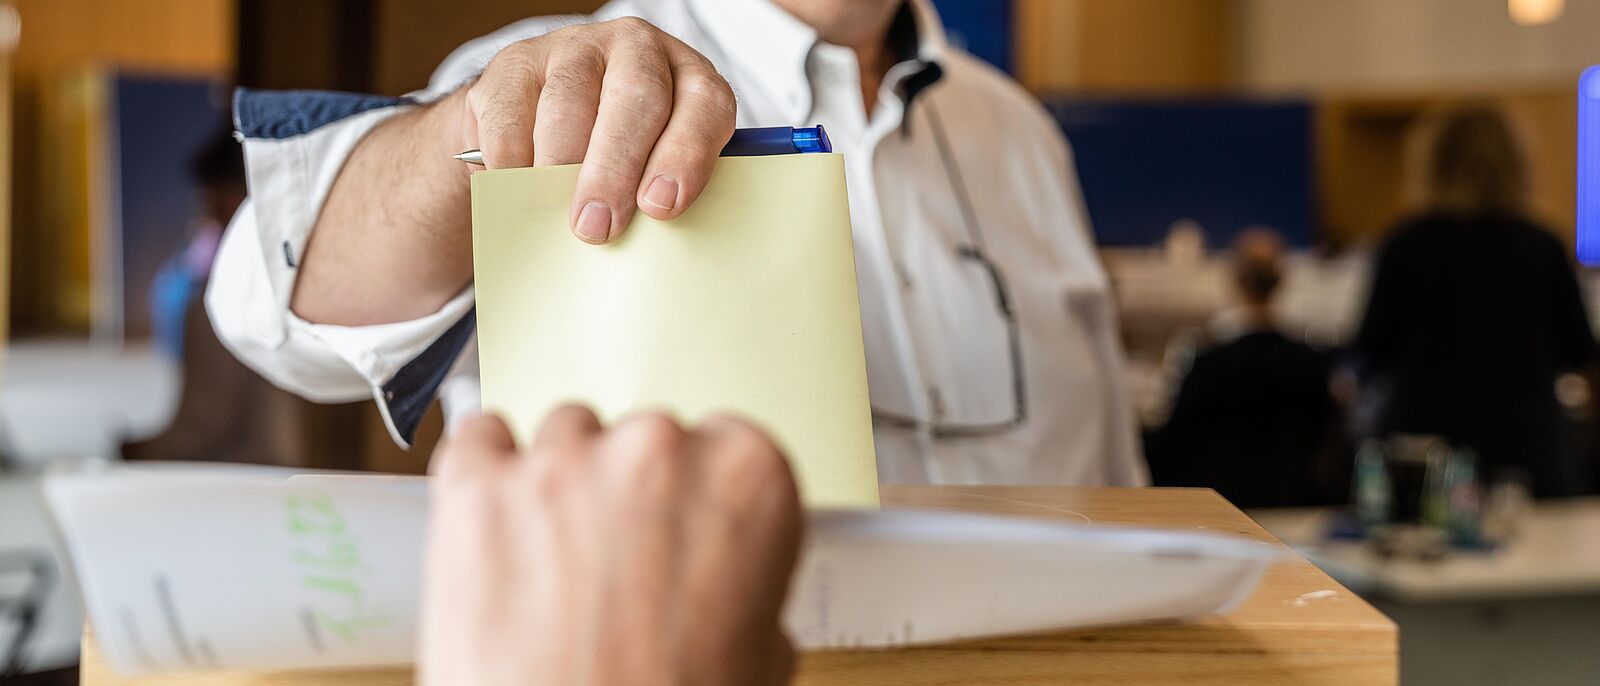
{"left": 1579, "top": 66, "right": 1599, "bottom": 265}
{"left": 114, "top": 74, "right": 226, "bottom": 339}
{"left": 1045, "top": 97, "right": 1316, "bottom": 248}
{"left": 932, "top": 0, "right": 1012, "bottom": 73}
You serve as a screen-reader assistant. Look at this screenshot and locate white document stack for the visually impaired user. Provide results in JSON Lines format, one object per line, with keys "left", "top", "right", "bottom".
{"left": 44, "top": 464, "right": 1282, "bottom": 676}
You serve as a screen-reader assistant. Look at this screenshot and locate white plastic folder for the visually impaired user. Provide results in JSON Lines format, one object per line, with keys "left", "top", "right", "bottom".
{"left": 472, "top": 153, "right": 879, "bottom": 508}
{"left": 45, "top": 465, "right": 1283, "bottom": 676}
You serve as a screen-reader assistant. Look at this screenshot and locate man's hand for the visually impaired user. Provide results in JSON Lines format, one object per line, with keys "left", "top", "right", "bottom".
{"left": 419, "top": 407, "right": 802, "bottom": 686}
{"left": 294, "top": 17, "right": 734, "bottom": 326}
{"left": 463, "top": 17, "right": 738, "bottom": 243}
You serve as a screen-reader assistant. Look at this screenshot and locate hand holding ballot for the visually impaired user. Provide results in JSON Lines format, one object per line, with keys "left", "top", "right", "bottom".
{"left": 458, "top": 17, "right": 736, "bottom": 240}
{"left": 421, "top": 408, "right": 802, "bottom": 686}
{"left": 289, "top": 16, "right": 738, "bottom": 326}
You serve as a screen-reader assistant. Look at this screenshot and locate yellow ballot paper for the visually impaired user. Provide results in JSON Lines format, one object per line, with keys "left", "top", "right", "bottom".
{"left": 471, "top": 153, "right": 879, "bottom": 507}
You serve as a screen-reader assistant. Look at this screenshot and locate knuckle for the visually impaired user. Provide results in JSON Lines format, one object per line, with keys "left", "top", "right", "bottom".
{"left": 705, "top": 419, "right": 793, "bottom": 502}
{"left": 464, "top": 83, "right": 489, "bottom": 117}
{"left": 579, "top": 127, "right": 653, "bottom": 182}
{"left": 545, "top": 22, "right": 600, "bottom": 49}
{"left": 679, "top": 72, "right": 734, "bottom": 110}
{"left": 453, "top": 413, "right": 502, "bottom": 438}
{"left": 733, "top": 442, "right": 793, "bottom": 495}
{"left": 507, "top": 36, "right": 543, "bottom": 55}
{"left": 542, "top": 403, "right": 597, "bottom": 432}
{"left": 613, "top": 412, "right": 686, "bottom": 455}
{"left": 609, "top": 413, "right": 682, "bottom": 458}
{"left": 606, "top": 80, "right": 672, "bottom": 123}
{"left": 483, "top": 46, "right": 541, "bottom": 90}
{"left": 544, "top": 59, "right": 601, "bottom": 98}
{"left": 609, "top": 68, "right": 672, "bottom": 101}
{"left": 604, "top": 414, "right": 687, "bottom": 499}
{"left": 579, "top": 154, "right": 644, "bottom": 195}
{"left": 525, "top": 457, "right": 571, "bottom": 502}
{"left": 633, "top": 98, "right": 673, "bottom": 127}
{"left": 607, "top": 15, "right": 656, "bottom": 38}
{"left": 430, "top": 441, "right": 479, "bottom": 482}
{"left": 487, "top": 40, "right": 531, "bottom": 68}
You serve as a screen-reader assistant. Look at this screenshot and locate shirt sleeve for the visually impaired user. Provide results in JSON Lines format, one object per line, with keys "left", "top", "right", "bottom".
{"left": 207, "top": 6, "right": 614, "bottom": 448}
{"left": 207, "top": 86, "right": 485, "bottom": 447}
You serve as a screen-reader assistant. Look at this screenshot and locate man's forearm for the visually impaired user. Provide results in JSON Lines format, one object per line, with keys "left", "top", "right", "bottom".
{"left": 291, "top": 89, "right": 473, "bottom": 326}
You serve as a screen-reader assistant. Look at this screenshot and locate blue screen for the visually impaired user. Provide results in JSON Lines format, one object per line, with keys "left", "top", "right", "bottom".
{"left": 931, "top": 0, "right": 1012, "bottom": 74}
{"left": 115, "top": 74, "right": 226, "bottom": 338}
{"left": 1046, "top": 97, "right": 1315, "bottom": 248}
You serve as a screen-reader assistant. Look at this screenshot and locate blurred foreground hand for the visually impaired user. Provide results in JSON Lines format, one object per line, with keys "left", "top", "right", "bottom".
{"left": 419, "top": 406, "right": 802, "bottom": 686}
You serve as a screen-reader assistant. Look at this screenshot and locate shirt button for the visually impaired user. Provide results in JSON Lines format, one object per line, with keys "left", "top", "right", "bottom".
{"left": 894, "top": 262, "right": 913, "bottom": 291}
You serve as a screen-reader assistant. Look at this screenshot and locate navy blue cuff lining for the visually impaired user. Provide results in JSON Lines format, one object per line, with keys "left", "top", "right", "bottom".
{"left": 382, "top": 308, "right": 477, "bottom": 446}
{"left": 234, "top": 87, "right": 414, "bottom": 140}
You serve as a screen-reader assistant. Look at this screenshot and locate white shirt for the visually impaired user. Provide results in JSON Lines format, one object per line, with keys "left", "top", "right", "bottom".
{"left": 207, "top": 0, "right": 1148, "bottom": 487}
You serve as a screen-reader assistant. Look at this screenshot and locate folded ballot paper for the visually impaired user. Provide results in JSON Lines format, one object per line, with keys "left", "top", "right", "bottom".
{"left": 472, "top": 153, "right": 879, "bottom": 508}
{"left": 44, "top": 465, "right": 1282, "bottom": 676}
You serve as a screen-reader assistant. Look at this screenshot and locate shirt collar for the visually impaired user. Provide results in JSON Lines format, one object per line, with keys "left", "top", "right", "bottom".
{"left": 902, "top": 0, "right": 948, "bottom": 65}
{"left": 687, "top": 0, "right": 948, "bottom": 121}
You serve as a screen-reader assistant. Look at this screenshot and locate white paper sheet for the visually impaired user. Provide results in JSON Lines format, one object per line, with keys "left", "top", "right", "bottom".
{"left": 43, "top": 464, "right": 1282, "bottom": 676}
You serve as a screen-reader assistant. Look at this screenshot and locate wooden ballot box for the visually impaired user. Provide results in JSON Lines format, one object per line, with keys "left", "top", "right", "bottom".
{"left": 81, "top": 486, "right": 1397, "bottom": 686}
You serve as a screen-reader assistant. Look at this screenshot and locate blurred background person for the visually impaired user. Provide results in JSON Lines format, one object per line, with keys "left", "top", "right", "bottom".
{"left": 1149, "top": 228, "right": 1346, "bottom": 508}
{"left": 119, "top": 130, "right": 351, "bottom": 469}
{"left": 147, "top": 129, "right": 242, "bottom": 360}
{"left": 1349, "top": 106, "right": 1599, "bottom": 499}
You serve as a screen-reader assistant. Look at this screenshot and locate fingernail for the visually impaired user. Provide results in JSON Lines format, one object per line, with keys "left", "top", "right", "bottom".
{"left": 574, "top": 202, "right": 612, "bottom": 243}
{"left": 641, "top": 175, "right": 679, "bottom": 212}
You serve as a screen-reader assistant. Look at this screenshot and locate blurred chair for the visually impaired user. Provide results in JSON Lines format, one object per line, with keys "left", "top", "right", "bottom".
{"left": 1150, "top": 228, "right": 1349, "bottom": 508}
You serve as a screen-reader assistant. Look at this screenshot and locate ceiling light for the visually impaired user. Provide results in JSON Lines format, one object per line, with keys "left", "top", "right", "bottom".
{"left": 1509, "top": 0, "right": 1564, "bottom": 26}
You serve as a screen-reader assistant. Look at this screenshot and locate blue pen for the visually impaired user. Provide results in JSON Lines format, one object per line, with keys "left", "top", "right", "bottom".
{"left": 719, "top": 125, "right": 832, "bottom": 156}
{"left": 452, "top": 125, "right": 831, "bottom": 165}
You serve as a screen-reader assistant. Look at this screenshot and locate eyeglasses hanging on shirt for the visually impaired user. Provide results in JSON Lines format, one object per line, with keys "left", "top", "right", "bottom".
{"left": 868, "top": 99, "right": 1028, "bottom": 438}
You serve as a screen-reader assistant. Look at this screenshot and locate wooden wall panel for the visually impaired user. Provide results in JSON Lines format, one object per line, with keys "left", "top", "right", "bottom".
{"left": 0, "top": 4, "right": 11, "bottom": 355}
{"left": 1316, "top": 89, "right": 1579, "bottom": 246}
{"left": 9, "top": 0, "right": 233, "bottom": 334}
{"left": 1015, "top": 0, "right": 1229, "bottom": 95}
{"left": 12, "top": 0, "right": 232, "bottom": 76}
{"left": 372, "top": 0, "right": 602, "bottom": 96}
{"left": 1075, "top": 0, "right": 1228, "bottom": 93}
{"left": 236, "top": 0, "right": 359, "bottom": 91}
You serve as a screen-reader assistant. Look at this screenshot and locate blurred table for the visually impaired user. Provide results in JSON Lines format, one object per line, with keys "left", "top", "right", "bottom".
{"left": 1252, "top": 499, "right": 1600, "bottom": 685}
{"left": 0, "top": 340, "right": 177, "bottom": 467}
{"left": 1252, "top": 499, "right": 1600, "bottom": 602}
{"left": 81, "top": 486, "right": 1396, "bottom": 685}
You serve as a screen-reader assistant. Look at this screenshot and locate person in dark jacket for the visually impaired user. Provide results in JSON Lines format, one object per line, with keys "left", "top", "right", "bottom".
{"left": 1351, "top": 107, "right": 1598, "bottom": 498}
{"left": 1152, "top": 229, "right": 1345, "bottom": 508}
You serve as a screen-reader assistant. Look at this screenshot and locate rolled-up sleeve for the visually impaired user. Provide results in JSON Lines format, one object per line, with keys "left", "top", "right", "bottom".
{"left": 205, "top": 88, "right": 476, "bottom": 447}
{"left": 206, "top": 12, "right": 593, "bottom": 447}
